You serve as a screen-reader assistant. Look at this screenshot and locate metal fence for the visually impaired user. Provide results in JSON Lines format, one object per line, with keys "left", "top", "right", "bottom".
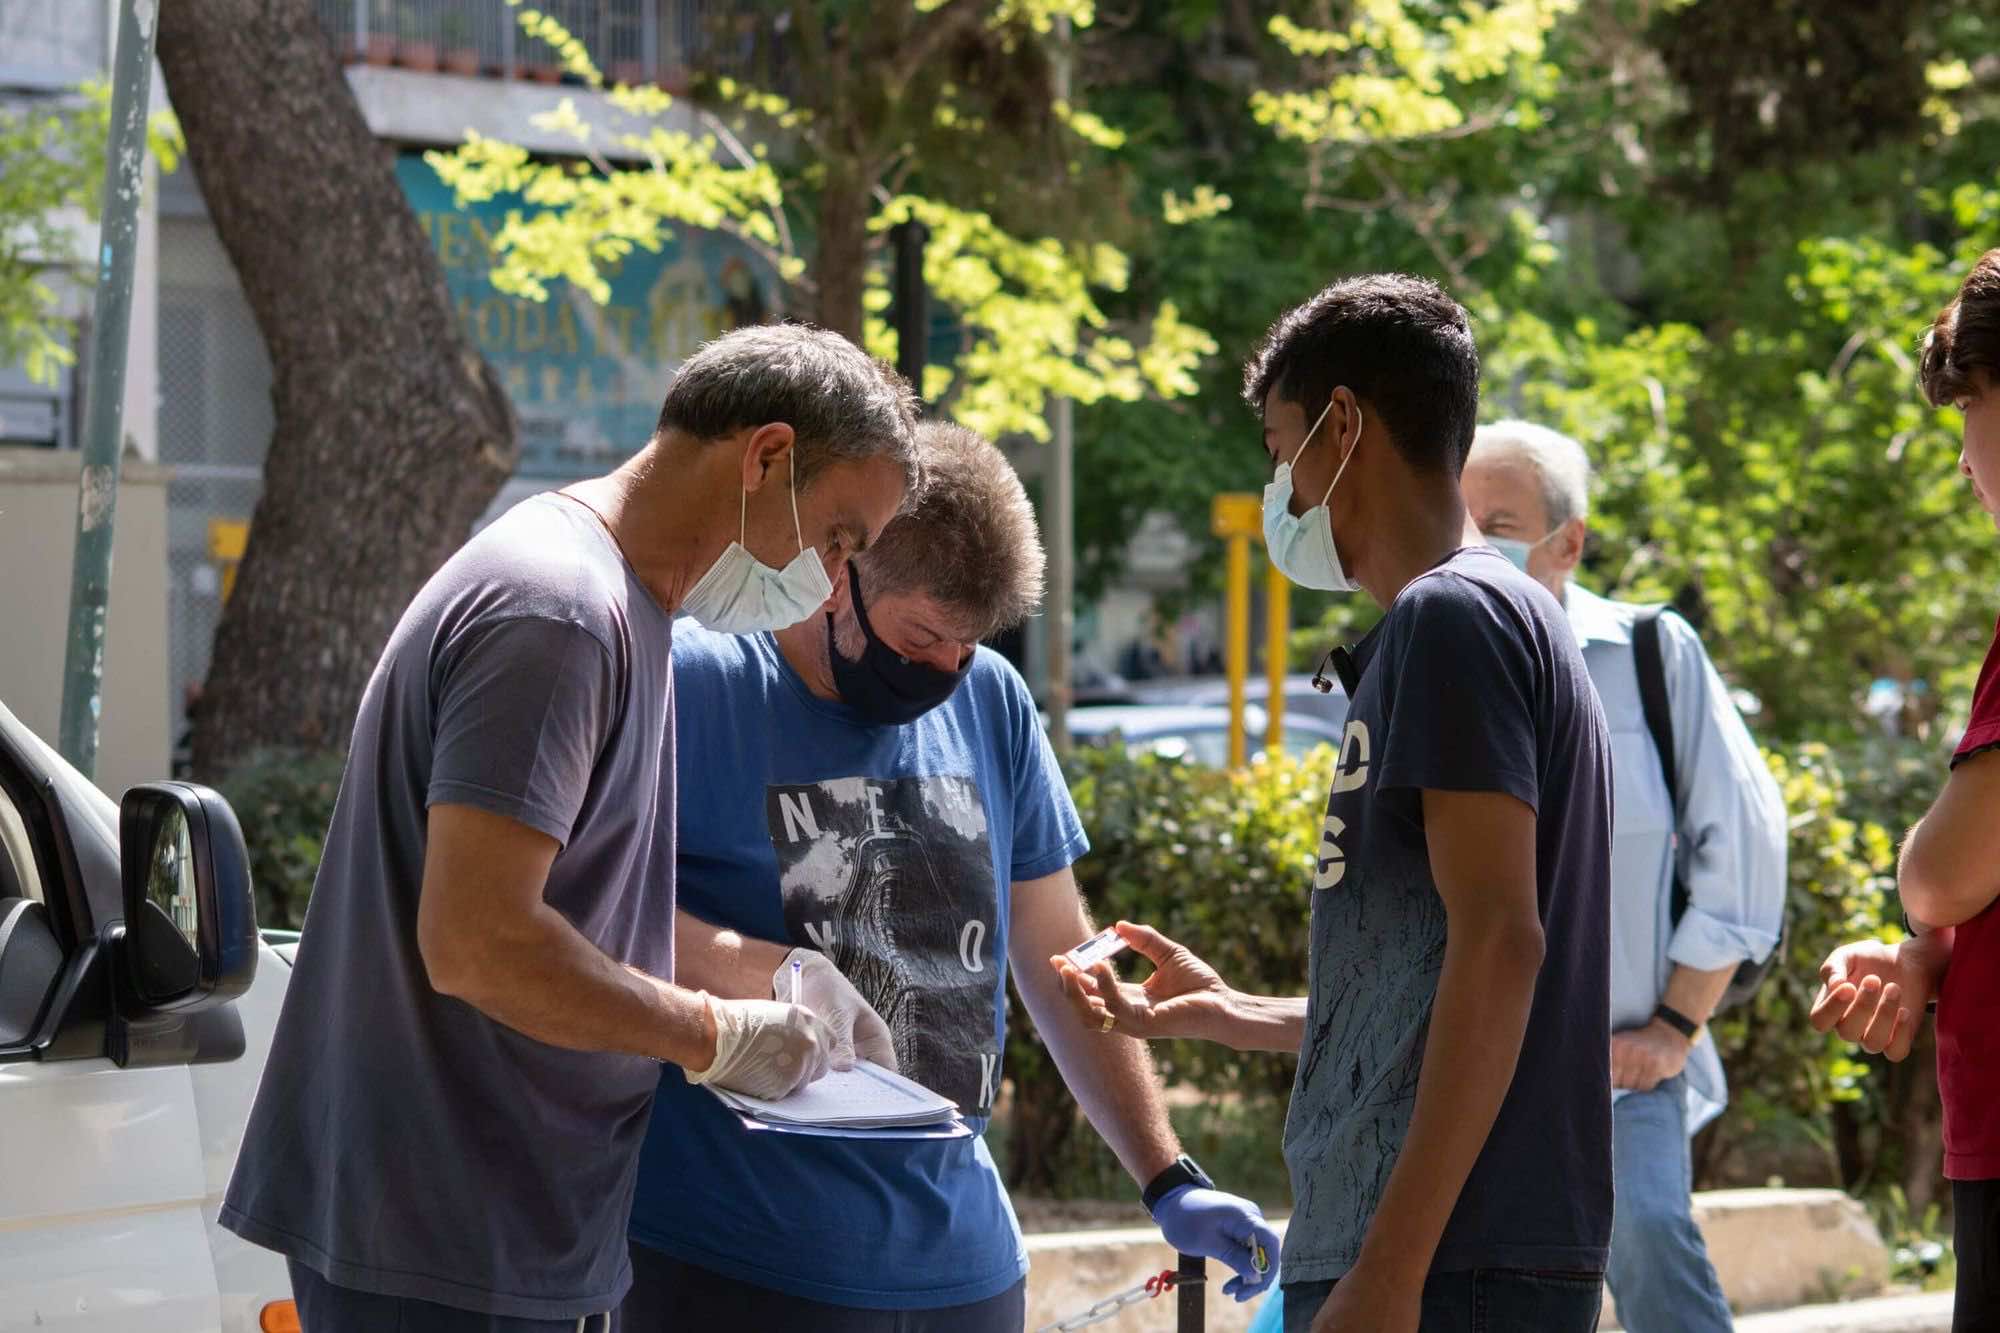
{"left": 308, "top": 0, "right": 785, "bottom": 90}
{"left": 157, "top": 218, "right": 275, "bottom": 754}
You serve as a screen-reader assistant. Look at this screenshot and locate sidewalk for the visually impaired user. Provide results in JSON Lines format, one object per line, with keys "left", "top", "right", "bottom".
{"left": 1020, "top": 1189, "right": 1940, "bottom": 1333}
{"left": 1735, "top": 1291, "right": 1955, "bottom": 1332}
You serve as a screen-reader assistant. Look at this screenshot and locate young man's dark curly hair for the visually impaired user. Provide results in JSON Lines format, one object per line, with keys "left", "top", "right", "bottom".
{"left": 1920, "top": 248, "right": 2000, "bottom": 407}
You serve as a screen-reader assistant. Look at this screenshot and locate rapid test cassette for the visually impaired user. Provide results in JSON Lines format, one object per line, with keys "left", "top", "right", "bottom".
{"left": 1066, "top": 927, "right": 1130, "bottom": 970}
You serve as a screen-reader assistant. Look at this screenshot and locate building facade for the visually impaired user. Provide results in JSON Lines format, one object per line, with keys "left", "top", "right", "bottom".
{"left": 3, "top": 0, "right": 1219, "bottom": 759}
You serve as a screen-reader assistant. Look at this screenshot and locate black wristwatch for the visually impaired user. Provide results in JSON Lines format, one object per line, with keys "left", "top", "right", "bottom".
{"left": 1653, "top": 1003, "right": 1700, "bottom": 1042}
{"left": 1142, "top": 1153, "right": 1215, "bottom": 1214}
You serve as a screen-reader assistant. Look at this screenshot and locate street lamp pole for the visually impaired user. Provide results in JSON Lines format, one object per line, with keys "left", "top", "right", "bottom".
{"left": 890, "top": 218, "right": 929, "bottom": 405}
{"left": 1047, "top": 14, "right": 1076, "bottom": 754}
{"left": 58, "top": 0, "right": 159, "bottom": 778}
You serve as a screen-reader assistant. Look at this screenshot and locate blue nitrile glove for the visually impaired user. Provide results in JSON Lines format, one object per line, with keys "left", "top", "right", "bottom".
{"left": 1150, "top": 1186, "right": 1282, "bottom": 1301}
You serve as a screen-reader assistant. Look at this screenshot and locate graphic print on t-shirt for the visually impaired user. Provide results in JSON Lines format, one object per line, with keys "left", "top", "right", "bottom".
{"left": 1313, "top": 720, "right": 1373, "bottom": 890}
{"left": 769, "top": 775, "right": 1000, "bottom": 1115}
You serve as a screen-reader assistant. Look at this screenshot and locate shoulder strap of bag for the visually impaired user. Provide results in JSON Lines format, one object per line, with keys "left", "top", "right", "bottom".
{"left": 1633, "top": 609, "right": 1691, "bottom": 926}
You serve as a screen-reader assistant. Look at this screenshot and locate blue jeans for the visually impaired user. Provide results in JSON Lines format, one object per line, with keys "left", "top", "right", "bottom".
{"left": 1606, "top": 1075, "right": 1733, "bottom": 1333}
{"left": 1282, "top": 1268, "right": 1602, "bottom": 1333}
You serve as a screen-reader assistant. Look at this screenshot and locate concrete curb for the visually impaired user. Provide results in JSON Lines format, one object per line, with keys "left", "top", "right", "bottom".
{"left": 1673, "top": 1189, "right": 1889, "bottom": 1319}
{"left": 1022, "top": 1189, "right": 1899, "bottom": 1332}
{"left": 1025, "top": 1225, "right": 1267, "bottom": 1332}
{"left": 1734, "top": 1291, "right": 1954, "bottom": 1332}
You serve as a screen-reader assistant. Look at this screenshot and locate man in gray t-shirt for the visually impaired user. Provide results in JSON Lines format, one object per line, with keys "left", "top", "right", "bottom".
{"left": 220, "top": 325, "right": 919, "bottom": 1328}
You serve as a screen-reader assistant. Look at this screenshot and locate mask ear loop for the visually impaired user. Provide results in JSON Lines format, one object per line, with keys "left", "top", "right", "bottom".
{"left": 786, "top": 452, "right": 805, "bottom": 556}
{"left": 743, "top": 445, "right": 805, "bottom": 554}
{"left": 1318, "top": 401, "right": 1363, "bottom": 507}
{"left": 1290, "top": 397, "right": 1336, "bottom": 469}
{"left": 845, "top": 561, "right": 882, "bottom": 646}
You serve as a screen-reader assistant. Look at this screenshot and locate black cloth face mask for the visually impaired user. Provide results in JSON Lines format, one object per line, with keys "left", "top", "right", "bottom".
{"left": 827, "top": 564, "right": 973, "bottom": 726}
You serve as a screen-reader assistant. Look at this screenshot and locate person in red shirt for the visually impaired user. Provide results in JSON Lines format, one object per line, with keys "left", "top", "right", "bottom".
{"left": 1813, "top": 247, "right": 2000, "bottom": 1333}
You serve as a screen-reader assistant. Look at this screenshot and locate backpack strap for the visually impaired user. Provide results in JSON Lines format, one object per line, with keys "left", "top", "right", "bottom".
{"left": 1633, "top": 609, "right": 1690, "bottom": 927}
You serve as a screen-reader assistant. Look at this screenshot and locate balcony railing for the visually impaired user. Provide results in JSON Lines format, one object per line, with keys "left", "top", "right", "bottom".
{"left": 310, "top": 1, "right": 785, "bottom": 93}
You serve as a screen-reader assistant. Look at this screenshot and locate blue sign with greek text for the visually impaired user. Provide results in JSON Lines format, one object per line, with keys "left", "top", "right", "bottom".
{"left": 396, "top": 154, "right": 779, "bottom": 480}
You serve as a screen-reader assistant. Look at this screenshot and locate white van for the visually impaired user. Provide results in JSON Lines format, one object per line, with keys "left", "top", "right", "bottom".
{"left": 0, "top": 700, "right": 295, "bottom": 1332}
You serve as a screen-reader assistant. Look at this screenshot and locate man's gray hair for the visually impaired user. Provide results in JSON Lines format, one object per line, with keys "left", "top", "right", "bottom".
{"left": 860, "top": 422, "right": 1045, "bottom": 641}
{"left": 655, "top": 323, "right": 922, "bottom": 489}
{"left": 1468, "top": 419, "right": 1594, "bottom": 528}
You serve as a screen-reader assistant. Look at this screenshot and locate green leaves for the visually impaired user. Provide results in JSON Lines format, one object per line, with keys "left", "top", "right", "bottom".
{"left": 425, "top": 108, "right": 793, "bottom": 306}
{"left": 1160, "top": 185, "right": 1232, "bottom": 226}
{"left": 1479, "top": 191, "right": 2000, "bottom": 743}
{"left": 862, "top": 195, "right": 1214, "bottom": 440}
{"left": 510, "top": 3, "right": 604, "bottom": 86}
{"left": 1255, "top": 0, "right": 1569, "bottom": 146}
{"left": 430, "top": 1, "right": 1209, "bottom": 439}
{"left": 0, "top": 81, "right": 181, "bottom": 386}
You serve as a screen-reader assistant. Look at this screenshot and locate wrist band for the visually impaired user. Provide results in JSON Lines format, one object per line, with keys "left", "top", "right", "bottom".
{"left": 1653, "top": 1003, "right": 1699, "bottom": 1041}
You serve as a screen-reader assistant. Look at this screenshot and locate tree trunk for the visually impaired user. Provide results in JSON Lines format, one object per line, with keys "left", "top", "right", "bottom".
{"left": 814, "top": 163, "right": 872, "bottom": 344}
{"left": 159, "top": 0, "right": 516, "bottom": 779}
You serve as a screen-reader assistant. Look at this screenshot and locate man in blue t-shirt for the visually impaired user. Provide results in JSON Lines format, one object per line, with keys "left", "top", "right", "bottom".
{"left": 621, "top": 423, "right": 1282, "bottom": 1331}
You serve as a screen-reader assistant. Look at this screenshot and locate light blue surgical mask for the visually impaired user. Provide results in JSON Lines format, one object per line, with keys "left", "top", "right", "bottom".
{"left": 1486, "top": 529, "right": 1555, "bottom": 573}
{"left": 681, "top": 460, "right": 834, "bottom": 634}
{"left": 1262, "top": 395, "right": 1363, "bottom": 592}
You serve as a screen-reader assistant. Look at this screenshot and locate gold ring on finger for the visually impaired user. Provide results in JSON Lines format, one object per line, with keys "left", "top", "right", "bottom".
{"left": 1099, "top": 1012, "right": 1115, "bottom": 1033}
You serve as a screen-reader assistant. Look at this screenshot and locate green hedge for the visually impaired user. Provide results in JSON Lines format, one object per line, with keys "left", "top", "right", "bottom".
{"left": 1000, "top": 737, "right": 1931, "bottom": 1201}
{"left": 1001, "top": 744, "right": 1331, "bottom": 1191}
{"left": 217, "top": 748, "right": 345, "bottom": 932}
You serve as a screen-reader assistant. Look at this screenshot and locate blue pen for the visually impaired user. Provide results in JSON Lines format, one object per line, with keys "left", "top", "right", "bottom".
{"left": 790, "top": 956, "right": 802, "bottom": 1006}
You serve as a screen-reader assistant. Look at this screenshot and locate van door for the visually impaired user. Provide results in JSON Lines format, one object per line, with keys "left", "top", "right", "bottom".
{"left": 0, "top": 744, "right": 221, "bottom": 1332}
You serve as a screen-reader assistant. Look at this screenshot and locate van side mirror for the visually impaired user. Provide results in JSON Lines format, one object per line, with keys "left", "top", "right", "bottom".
{"left": 120, "top": 783, "right": 257, "bottom": 1012}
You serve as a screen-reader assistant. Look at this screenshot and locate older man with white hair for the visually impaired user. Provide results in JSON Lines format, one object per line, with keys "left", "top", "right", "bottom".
{"left": 1463, "top": 421, "right": 1787, "bottom": 1333}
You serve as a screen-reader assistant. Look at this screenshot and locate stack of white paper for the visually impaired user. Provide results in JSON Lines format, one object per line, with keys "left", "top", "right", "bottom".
{"left": 709, "top": 1060, "right": 960, "bottom": 1131}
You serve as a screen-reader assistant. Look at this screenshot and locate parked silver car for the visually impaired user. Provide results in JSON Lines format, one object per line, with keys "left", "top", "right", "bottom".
{"left": 1065, "top": 702, "right": 1345, "bottom": 767}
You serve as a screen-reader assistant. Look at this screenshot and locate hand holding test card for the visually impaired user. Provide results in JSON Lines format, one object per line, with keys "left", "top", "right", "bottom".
{"left": 1065, "top": 926, "right": 1131, "bottom": 970}
{"left": 1051, "top": 920, "right": 1245, "bottom": 1045}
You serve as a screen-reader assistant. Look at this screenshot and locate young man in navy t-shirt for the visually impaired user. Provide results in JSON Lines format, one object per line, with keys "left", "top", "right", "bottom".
{"left": 1055, "top": 275, "right": 1616, "bottom": 1333}
{"left": 619, "top": 424, "right": 1281, "bottom": 1331}
{"left": 1813, "top": 248, "right": 2000, "bottom": 1333}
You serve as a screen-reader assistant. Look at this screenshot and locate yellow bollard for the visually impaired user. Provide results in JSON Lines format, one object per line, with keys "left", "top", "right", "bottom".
{"left": 1210, "top": 494, "right": 1266, "bottom": 770}
{"left": 1224, "top": 535, "right": 1249, "bottom": 769}
{"left": 208, "top": 518, "right": 249, "bottom": 602}
{"left": 1265, "top": 560, "right": 1290, "bottom": 754}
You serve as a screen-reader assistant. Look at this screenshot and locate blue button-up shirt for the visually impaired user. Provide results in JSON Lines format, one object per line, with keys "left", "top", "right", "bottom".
{"left": 1566, "top": 583, "right": 1787, "bottom": 1131}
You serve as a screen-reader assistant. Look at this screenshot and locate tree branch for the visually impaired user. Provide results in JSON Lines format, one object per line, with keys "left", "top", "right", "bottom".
{"left": 890, "top": 0, "right": 987, "bottom": 94}
{"left": 1364, "top": 156, "right": 1473, "bottom": 291}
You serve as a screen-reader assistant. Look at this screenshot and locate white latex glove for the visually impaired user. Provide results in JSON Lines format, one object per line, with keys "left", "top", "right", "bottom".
{"left": 684, "top": 993, "right": 835, "bottom": 1099}
{"left": 776, "top": 948, "right": 900, "bottom": 1073}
